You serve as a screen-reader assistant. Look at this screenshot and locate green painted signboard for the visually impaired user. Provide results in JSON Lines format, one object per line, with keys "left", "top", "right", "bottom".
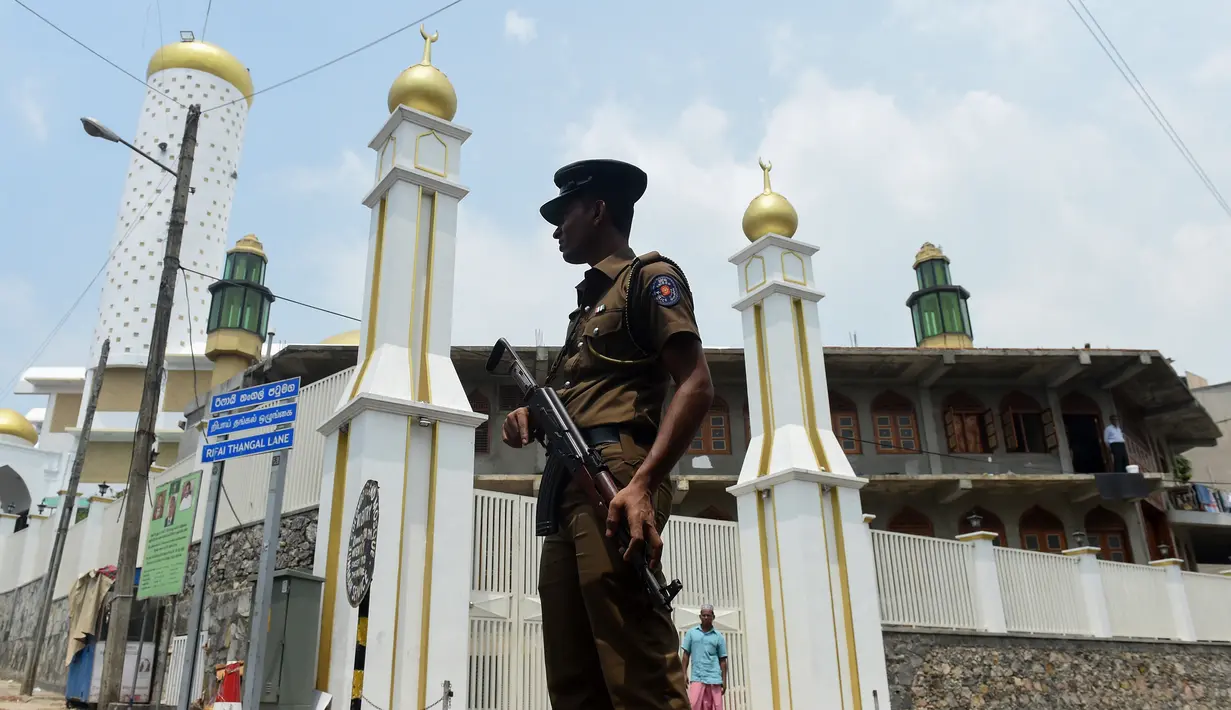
{"left": 137, "top": 470, "right": 203, "bottom": 599}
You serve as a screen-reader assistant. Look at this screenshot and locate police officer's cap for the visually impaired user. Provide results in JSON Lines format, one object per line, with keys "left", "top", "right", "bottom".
{"left": 539, "top": 159, "right": 648, "bottom": 226}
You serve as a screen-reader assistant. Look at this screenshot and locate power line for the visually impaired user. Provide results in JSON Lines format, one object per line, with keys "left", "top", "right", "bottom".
{"left": 9, "top": 0, "right": 186, "bottom": 109}
{"left": 202, "top": 0, "right": 215, "bottom": 40}
{"left": 0, "top": 175, "right": 175, "bottom": 402}
{"left": 200, "top": 0, "right": 467, "bottom": 113}
{"left": 1063, "top": 0, "right": 1231, "bottom": 220}
{"left": 178, "top": 265, "right": 360, "bottom": 322}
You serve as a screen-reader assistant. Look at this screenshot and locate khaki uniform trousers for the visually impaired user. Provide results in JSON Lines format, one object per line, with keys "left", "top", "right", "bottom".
{"left": 538, "top": 436, "right": 690, "bottom": 710}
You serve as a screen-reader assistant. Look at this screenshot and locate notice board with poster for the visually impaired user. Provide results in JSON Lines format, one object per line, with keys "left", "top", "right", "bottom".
{"left": 138, "top": 470, "right": 203, "bottom": 599}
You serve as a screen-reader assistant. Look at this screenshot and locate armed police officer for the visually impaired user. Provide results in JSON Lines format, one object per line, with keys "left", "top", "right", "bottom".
{"left": 502, "top": 159, "right": 714, "bottom": 710}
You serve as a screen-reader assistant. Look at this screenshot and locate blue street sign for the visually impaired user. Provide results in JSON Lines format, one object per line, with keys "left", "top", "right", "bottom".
{"left": 209, "top": 377, "right": 301, "bottom": 415}
{"left": 206, "top": 402, "right": 298, "bottom": 437}
{"left": 201, "top": 429, "right": 295, "bottom": 463}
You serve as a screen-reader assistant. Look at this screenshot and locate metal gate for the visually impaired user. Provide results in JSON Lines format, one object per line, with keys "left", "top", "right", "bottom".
{"left": 467, "top": 490, "right": 750, "bottom": 709}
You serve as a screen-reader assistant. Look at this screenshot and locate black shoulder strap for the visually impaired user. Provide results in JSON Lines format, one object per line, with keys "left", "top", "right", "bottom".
{"left": 623, "top": 253, "right": 693, "bottom": 356}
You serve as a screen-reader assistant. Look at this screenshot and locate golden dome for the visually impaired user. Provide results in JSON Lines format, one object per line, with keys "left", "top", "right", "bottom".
{"left": 387, "top": 26, "right": 458, "bottom": 120}
{"left": 0, "top": 408, "right": 38, "bottom": 446}
{"left": 741, "top": 158, "right": 799, "bottom": 241}
{"left": 913, "top": 242, "right": 949, "bottom": 269}
{"left": 321, "top": 330, "right": 360, "bottom": 346}
{"left": 229, "top": 234, "right": 266, "bottom": 260}
{"left": 147, "top": 40, "right": 254, "bottom": 105}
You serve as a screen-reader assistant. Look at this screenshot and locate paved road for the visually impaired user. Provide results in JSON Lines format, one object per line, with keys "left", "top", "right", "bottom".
{"left": 0, "top": 679, "right": 65, "bottom": 709}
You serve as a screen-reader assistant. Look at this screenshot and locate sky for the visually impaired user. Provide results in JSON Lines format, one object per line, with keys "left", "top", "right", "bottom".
{"left": 2, "top": 0, "right": 1231, "bottom": 412}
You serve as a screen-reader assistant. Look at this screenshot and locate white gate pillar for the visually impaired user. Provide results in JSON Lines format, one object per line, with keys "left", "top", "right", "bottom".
{"left": 728, "top": 160, "right": 890, "bottom": 710}
{"left": 312, "top": 27, "right": 486, "bottom": 710}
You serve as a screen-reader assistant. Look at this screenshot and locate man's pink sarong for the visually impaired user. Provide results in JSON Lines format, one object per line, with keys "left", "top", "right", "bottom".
{"left": 688, "top": 682, "right": 723, "bottom": 710}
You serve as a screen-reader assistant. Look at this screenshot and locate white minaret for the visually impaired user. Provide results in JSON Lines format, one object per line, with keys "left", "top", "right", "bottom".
{"left": 312, "top": 27, "right": 485, "bottom": 710}
{"left": 728, "top": 160, "right": 891, "bottom": 709}
{"left": 92, "top": 38, "right": 252, "bottom": 368}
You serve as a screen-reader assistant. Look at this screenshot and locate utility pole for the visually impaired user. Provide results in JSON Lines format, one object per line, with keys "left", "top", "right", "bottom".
{"left": 100, "top": 103, "right": 201, "bottom": 706}
{"left": 21, "top": 340, "right": 110, "bottom": 695}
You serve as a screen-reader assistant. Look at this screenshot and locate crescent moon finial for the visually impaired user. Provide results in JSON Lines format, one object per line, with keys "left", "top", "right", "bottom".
{"left": 419, "top": 25, "right": 440, "bottom": 65}
{"left": 759, "top": 158, "right": 773, "bottom": 193}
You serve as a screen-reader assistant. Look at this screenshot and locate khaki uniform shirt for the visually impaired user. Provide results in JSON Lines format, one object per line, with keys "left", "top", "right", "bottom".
{"left": 554, "top": 247, "right": 700, "bottom": 432}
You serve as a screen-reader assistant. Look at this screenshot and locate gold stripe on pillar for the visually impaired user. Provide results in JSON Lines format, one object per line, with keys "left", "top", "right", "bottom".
{"left": 350, "top": 198, "right": 388, "bottom": 399}
{"left": 831, "top": 488, "right": 863, "bottom": 709}
{"left": 791, "top": 298, "right": 831, "bottom": 472}
{"left": 753, "top": 304, "right": 775, "bottom": 476}
{"left": 317, "top": 429, "right": 351, "bottom": 689}
{"left": 770, "top": 495, "right": 796, "bottom": 708}
{"left": 416, "top": 192, "right": 438, "bottom": 403}
{"left": 389, "top": 419, "right": 412, "bottom": 708}
{"left": 416, "top": 424, "right": 441, "bottom": 709}
{"left": 756, "top": 494, "right": 783, "bottom": 709}
{"left": 408, "top": 187, "right": 423, "bottom": 398}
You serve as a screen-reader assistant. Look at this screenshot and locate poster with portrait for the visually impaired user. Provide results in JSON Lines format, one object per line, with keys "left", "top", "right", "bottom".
{"left": 138, "top": 470, "right": 203, "bottom": 599}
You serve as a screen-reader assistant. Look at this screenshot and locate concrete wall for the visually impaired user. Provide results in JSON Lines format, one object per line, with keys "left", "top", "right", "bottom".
{"left": 0, "top": 577, "right": 69, "bottom": 691}
{"left": 1186, "top": 384, "right": 1231, "bottom": 486}
{"left": 885, "top": 628, "right": 1231, "bottom": 709}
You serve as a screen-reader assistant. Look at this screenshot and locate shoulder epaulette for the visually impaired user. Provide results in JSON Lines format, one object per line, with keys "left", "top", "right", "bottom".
{"left": 623, "top": 252, "right": 693, "bottom": 356}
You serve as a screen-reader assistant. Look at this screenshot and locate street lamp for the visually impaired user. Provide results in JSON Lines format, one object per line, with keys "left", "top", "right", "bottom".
{"left": 966, "top": 512, "right": 983, "bottom": 530}
{"left": 80, "top": 117, "right": 177, "bottom": 176}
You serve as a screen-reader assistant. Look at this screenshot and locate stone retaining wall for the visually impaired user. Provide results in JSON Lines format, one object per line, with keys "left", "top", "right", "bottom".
{"left": 0, "top": 579, "right": 69, "bottom": 691}
{"left": 884, "top": 628, "right": 1231, "bottom": 709}
{"left": 0, "top": 509, "right": 317, "bottom": 698}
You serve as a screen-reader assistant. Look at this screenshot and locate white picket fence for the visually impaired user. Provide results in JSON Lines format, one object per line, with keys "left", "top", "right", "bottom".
{"left": 467, "top": 490, "right": 753, "bottom": 710}
{"left": 160, "top": 633, "right": 207, "bottom": 706}
{"left": 869, "top": 529, "right": 1231, "bottom": 644}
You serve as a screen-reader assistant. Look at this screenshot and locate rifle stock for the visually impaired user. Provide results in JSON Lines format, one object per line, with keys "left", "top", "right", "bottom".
{"left": 486, "top": 338, "right": 684, "bottom": 612}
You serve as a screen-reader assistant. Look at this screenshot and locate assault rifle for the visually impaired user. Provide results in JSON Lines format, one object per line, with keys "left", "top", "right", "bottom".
{"left": 486, "top": 338, "right": 684, "bottom": 612}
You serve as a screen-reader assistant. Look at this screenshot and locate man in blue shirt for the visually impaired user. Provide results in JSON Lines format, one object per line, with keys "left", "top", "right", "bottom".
{"left": 681, "top": 604, "right": 728, "bottom": 709}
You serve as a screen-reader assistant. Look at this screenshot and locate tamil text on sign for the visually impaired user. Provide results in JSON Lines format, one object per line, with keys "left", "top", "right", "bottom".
{"left": 206, "top": 401, "right": 298, "bottom": 437}
{"left": 138, "top": 470, "right": 204, "bottom": 599}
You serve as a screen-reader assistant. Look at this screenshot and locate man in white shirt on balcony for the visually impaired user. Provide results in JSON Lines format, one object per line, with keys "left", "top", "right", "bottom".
{"left": 1104, "top": 414, "right": 1128, "bottom": 472}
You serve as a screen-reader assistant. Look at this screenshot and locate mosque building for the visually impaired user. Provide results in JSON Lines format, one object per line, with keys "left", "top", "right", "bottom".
{"left": 3, "top": 36, "right": 255, "bottom": 519}
{"left": 1, "top": 25, "right": 1223, "bottom": 575}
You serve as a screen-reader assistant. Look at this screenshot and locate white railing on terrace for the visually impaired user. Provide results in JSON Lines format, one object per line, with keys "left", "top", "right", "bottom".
{"left": 871, "top": 530, "right": 979, "bottom": 630}
{"left": 1182, "top": 572, "right": 1231, "bottom": 643}
{"left": 994, "top": 546, "right": 1087, "bottom": 636}
{"left": 1099, "top": 560, "right": 1174, "bottom": 640}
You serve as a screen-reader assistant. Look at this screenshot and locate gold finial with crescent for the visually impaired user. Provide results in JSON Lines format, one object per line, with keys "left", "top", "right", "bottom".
{"left": 758, "top": 157, "right": 774, "bottom": 194}
{"left": 420, "top": 25, "right": 439, "bottom": 65}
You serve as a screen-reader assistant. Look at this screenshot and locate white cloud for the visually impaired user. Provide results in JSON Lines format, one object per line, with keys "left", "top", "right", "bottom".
{"left": 279, "top": 150, "right": 368, "bottom": 197}
{"left": 420, "top": 66, "right": 1229, "bottom": 381}
{"left": 1192, "top": 49, "right": 1231, "bottom": 86}
{"left": 10, "top": 79, "right": 48, "bottom": 142}
{"left": 889, "top": 0, "right": 1058, "bottom": 49}
{"left": 504, "top": 10, "right": 538, "bottom": 45}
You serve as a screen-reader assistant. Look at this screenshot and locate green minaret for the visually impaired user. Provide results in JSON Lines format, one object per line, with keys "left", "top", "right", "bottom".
{"left": 205, "top": 234, "right": 275, "bottom": 386}
{"left": 906, "top": 242, "right": 973, "bottom": 349}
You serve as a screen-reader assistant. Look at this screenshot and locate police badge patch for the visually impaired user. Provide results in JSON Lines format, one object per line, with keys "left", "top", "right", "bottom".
{"left": 649, "top": 274, "right": 682, "bottom": 307}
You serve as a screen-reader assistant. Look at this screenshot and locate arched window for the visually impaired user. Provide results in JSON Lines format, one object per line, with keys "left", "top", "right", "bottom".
{"left": 1085, "top": 506, "right": 1132, "bottom": 563}
{"left": 887, "top": 507, "right": 934, "bottom": 537}
{"left": 1000, "top": 391, "right": 1056, "bottom": 454}
{"left": 957, "top": 507, "right": 1007, "bottom": 546}
{"left": 830, "top": 391, "right": 861, "bottom": 454}
{"left": 1019, "top": 506, "right": 1067, "bottom": 553}
{"left": 943, "top": 391, "right": 996, "bottom": 454}
{"left": 871, "top": 391, "right": 918, "bottom": 454}
{"left": 469, "top": 391, "right": 490, "bottom": 455}
{"left": 690, "top": 396, "right": 731, "bottom": 455}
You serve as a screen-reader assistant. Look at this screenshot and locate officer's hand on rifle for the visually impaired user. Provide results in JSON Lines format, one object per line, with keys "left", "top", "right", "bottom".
{"left": 501, "top": 407, "right": 533, "bottom": 448}
{"left": 606, "top": 478, "right": 663, "bottom": 567}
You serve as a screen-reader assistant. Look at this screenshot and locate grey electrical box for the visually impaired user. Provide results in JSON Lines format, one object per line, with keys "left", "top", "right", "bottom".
{"left": 248, "top": 569, "right": 324, "bottom": 710}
